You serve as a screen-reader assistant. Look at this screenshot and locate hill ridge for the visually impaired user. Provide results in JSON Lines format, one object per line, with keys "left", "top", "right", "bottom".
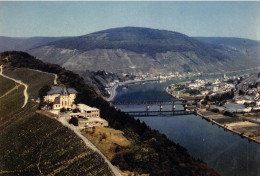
{"left": 27, "top": 27, "right": 259, "bottom": 75}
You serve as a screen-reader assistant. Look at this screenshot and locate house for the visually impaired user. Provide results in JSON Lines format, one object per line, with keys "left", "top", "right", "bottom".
{"left": 212, "top": 86, "right": 219, "bottom": 92}
{"left": 44, "top": 86, "right": 77, "bottom": 110}
{"left": 78, "top": 118, "right": 108, "bottom": 128}
{"left": 76, "top": 104, "right": 108, "bottom": 128}
{"left": 257, "top": 85, "right": 260, "bottom": 92}
{"left": 77, "top": 104, "right": 100, "bottom": 118}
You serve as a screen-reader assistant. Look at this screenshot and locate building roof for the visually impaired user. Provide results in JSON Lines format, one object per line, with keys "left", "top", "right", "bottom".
{"left": 47, "top": 86, "right": 77, "bottom": 95}
{"left": 77, "top": 104, "right": 99, "bottom": 111}
{"left": 54, "top": 96, "right": 60, "bottom": 104}
{"left": 78, "top": 118, "right": 107, "bottom": 123}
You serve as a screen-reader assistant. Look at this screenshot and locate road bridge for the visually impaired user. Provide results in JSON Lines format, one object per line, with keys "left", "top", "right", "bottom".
{"left": 109, "top": 99, "right": 200, "bottom": 117}
{"left": 124, "top": 110, "right": 196, "bottom": 117}
{"left": 110, "top": 98, "right": 201, "bottom": 106}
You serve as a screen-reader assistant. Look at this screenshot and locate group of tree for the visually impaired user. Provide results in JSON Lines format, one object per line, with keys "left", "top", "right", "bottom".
{"left": 184, "top": 88, "right": 201, "bottom": 96}
{"left": 205, "top": 89, "right": 234, "bottom": 103}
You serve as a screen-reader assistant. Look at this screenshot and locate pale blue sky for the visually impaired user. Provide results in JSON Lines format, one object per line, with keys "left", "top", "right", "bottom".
{"left": 0, "top": 1, "right": 259, "bottom": 40}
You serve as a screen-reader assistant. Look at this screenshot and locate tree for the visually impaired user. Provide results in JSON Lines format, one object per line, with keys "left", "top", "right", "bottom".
{"left": 239, "top": 90, "right": 245, "bottom": 96}
{"left": 69, "top": 117, "right": 78, "bottom": 126}
{"left": 72, "top": 108, "right": 79, "bottom": 113}
{"left": 60, "top": 107, "right": 66, "bottom": 113}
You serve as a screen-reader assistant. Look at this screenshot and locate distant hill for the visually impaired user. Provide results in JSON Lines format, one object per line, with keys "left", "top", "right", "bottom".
{"left": 27, "top": 27, "right": 260, "bottom": 74}
{"left": 0, "top": 36, "right": 69, "bottom": 52}
{"left": 194, "top": 37, "right": 260, "bottom": 57}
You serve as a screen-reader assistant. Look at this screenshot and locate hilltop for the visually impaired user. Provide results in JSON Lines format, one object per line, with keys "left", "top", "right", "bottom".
{"left": 0, "top": 51, "right": 219, "bottom": 175}
{"left": 27, "top": 27, "right": 260, "bottom": 74}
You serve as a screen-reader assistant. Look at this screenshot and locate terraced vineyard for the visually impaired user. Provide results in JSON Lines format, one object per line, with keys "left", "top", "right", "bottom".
{"left": 0, "top": 68, "right": 113, "bottom": 176}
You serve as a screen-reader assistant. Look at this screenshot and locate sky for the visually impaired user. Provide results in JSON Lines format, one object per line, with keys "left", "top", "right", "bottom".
{"left": 0, "top": 1, "right": 260, "bottom": 40}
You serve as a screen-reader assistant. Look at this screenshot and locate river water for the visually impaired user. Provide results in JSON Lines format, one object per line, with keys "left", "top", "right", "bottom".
{"left": 115, "top": 69, "right": 260, "bottom": 176}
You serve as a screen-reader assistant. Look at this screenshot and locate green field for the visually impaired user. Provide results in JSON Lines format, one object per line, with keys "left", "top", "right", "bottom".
{"left": 0, "top": 68, "right": 113, "bottom": 176}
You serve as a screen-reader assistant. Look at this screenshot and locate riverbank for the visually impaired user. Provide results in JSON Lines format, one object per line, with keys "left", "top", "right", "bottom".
{"left": 196, "top": 109, "right": 260, "bottom": 144}
{"left": 105, "top": 77, "right": 160, "bottom": 101}
{"left": 166, "top": 85, "right": 260, "bottom": 144}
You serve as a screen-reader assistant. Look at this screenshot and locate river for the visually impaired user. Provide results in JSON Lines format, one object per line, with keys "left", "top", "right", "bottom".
{"left": 114, "top": 69, "right": 260, "bottom": 176}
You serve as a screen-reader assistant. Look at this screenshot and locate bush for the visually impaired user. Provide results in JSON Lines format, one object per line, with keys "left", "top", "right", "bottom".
{"left": 211, "top": 108, "right": 219, "bottom": 113}
{"left": 223, "top": 111, "right": 234, "bottom": 117}
{"left": 60, "top": 107, "right": 66, "bottom": 113}
{"left": 69, "top": 117, "right": 78, "bottom": 126}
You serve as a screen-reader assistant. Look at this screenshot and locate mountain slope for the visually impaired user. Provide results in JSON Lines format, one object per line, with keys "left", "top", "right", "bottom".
{"left": 28, "top": 27, "right": 259, "bottom": 74}
{"left": 0, "top": 36, "right": 69, "bottom": 52}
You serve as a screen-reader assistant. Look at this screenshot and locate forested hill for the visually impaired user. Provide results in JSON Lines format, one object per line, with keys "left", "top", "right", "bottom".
{"left": 28, "top": 27, "right": 259, "bottom": 74}
{"left": 0, "top": 51, "right": 220, "bottom": 176}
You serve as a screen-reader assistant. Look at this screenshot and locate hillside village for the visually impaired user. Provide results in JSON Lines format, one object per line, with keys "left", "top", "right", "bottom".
{"left": 43, "top": 85, "right": 108, "bottom": 128}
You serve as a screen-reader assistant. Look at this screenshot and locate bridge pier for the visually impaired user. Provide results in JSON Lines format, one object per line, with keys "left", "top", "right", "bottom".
{"left": 183, "top": 104, "right": 187, "bottom": 111}
{"left": 172, "top": 103, "right": 176, "bottom": 112}
{"left": 160, "top": 105, "right": 163, "bottom": 112}
{"left": 146, "top": 105, "right": 150, "bottom": 112}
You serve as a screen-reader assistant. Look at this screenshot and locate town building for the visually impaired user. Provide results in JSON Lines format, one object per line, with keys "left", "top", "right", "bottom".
{"left": 77, "top": 104, "right": 100, "bottom": 118}
{"left": 78, "top": 118, "right": 108, "bottom": 128}
{"left": 75, "top": 104, "right": 108, "bottom": 128}
{"left": 44, "top": 86, "right": 77, "bottom": 110}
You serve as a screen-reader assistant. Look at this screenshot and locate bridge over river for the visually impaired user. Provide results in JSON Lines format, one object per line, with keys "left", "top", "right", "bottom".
{"left": 109, "top": 98, "right": 201, "bottom": 117}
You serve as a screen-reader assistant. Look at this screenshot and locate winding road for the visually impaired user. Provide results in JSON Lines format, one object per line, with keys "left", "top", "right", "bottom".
{"left": 106, "top": 83, "right": 119, "bottom": 101}
{"left": 0, "top": 72, "right": 28, "bottom": 108}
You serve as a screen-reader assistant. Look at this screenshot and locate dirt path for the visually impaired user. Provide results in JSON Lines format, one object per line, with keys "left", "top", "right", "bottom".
{"left": 0, "top": 85, "right": 21, "bottom": 99}
{"left": 58, "top": 117, "right": 121, "bottom": 176}
{"left": 26, "top": 68, "right": 58, "bottom": 85}
{"left": 0, "top": 73, "right": 28, "bottom": 108}
{"left": 53, "top": 73, "right": 58, "bottom": 85}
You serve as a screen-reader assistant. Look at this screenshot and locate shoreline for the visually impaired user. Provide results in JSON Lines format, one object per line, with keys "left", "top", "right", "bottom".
{"left": 196, "top": 110, "right": 260, "bottom": 144}
{"left": 105, "top": 78, "right": 159, "bottom": 101}
{"left": 166, "top": 84, "right": 260, "bottom": 144}
{"left": 105, "top": 67, "right": 260, "bottom": 102}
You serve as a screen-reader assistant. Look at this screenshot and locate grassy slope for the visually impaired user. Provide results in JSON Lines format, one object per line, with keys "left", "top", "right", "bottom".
{"left": 0, "top": 76, "right": 16, "bottom": 97}
{"left": 82, "top": 127, "right": 131, "bottom": 161}
{"left": 0, "top": 69, "right": 113, "bottom": 176}
{"left": 4, "top": 68, "right": 55, "bottom": 99}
